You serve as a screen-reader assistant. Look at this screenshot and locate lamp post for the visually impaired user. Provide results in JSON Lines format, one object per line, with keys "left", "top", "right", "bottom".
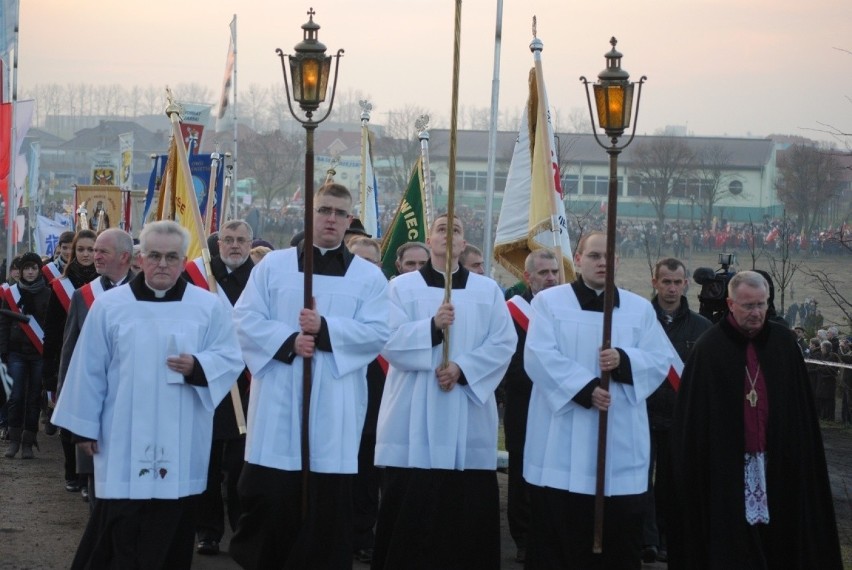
{"left": 276, "top": 8, "right": 343, "bottom": 518}
{"left": 580, "top": 37, "right": 645, "bottom": 553}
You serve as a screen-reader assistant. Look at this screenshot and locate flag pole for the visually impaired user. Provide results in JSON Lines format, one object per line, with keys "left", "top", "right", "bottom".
{"left": 530, "top": 21, "right": 565, "bottom": 284}
{"left": 4, "top": 5, "right": 21, "bottom": 274}
{"left": 483, "top": 0, "right": 504, "bottom": 278}
{"left": 165, "top": 92, "right": 247, "bottom": 436}
{"left": 442, "top": 0, "right": 462, "bottom": 368}
{"left": 416, "top": 115, "right": 434, "bottom": 237}
{"left": 230, "top": 16, "right": 238, "bottom": 222}
{"left": 359, "top": 100, "right": 371, "bottom": 224}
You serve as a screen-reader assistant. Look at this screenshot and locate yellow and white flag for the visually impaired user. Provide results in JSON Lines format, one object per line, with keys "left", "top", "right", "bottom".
{"left": 156, "top": 121, "right": 204, "bottom": 260}
{"left": 494, "top": 66, "right": 575, "bottom": 282}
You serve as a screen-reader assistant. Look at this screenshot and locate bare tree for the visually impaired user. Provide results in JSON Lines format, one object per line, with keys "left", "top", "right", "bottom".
{"left": 241, "top": 84, "right": 270, "bottom": 130}
{"left": 567, "top": 107, "right": 589, "bottom": 134}
{"left": 567, "top": 203, "right": 600, "bottom": 257}
{"left": 171, "top": 83, "right": 213, "bottom": 106}
{"left": 693, "top": 143, "right": 743, "bottom": 225}
{"left": 330, "top": 88, "right": 373, "bottom": 124}
{"left": 29, "top": 83, "right": 64, "bottom": 127}
{"left": 239, "top": 130, "right": 304, "bottom": 211}
{"left": 376, "top": 105, "right": 430, "bottom": 195}
{"left": 630, "top": 136, "right": 695, "bottom": 227}
{"left": 763, "top": 212, "right": 802, "bottom": 316}
{"left": 775, "top": 143, "right": 843, "bottom": 233}
{"left": 462, "top": 105, "right": 490, "bottom": 130}
{"left": 741, "top": 217, "right": 764, "bottom": 271}
{"left": 802, "top": 266, "right": 852, "bottom": 328}
{"left": 142, "top": 85, "right": 162, "bottom": 115}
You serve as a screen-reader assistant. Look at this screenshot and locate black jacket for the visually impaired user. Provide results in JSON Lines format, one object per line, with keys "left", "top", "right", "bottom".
{"left": 183, "top": 255, "right": 253, "bottom": 440}
{"left": 501, "top": 290, "right": 533, "bottom": 453}
{"left": 646, "top": 296, "right": 711, "bottom": 430}
{"left": 0, "top": 281, "right": 51, "bottom": 358}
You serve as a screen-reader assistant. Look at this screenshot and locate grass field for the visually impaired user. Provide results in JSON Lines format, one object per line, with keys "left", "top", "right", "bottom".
{"left": 493, "top": 248, "right": 850, "bottom": 331}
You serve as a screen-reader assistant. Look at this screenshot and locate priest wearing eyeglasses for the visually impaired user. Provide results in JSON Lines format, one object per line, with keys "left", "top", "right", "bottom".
{"left": 230, "top": 183, "right": 390, "bottom": 569}
{"left": 669, "top": 270, "right": 841, "bottom": 569}
{"left": 51, "top": 220, "right": 244, "bottom": 569}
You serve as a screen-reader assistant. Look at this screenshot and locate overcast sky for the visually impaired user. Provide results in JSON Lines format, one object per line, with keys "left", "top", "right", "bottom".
{"left": 17, "top": 0, "right": 852, "bottom": 143}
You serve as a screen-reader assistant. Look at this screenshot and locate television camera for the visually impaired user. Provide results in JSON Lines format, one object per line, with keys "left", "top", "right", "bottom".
{"left": 693, "top": 253, "right": 736, "bottom": 323}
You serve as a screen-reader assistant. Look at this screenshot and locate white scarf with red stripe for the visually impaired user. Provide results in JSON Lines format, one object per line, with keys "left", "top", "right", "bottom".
{"left": 3, "top": 283, "right": 45, "bottom": 354}
{"left": 50, "top": 276, "right": 76, "bottom": 313}
{"left": 506, "top": 295, "right": 532, "bottom": 332}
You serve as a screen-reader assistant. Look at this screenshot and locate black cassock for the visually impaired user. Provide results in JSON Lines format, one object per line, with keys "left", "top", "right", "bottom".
{"left": 668, "top": 317, "right": 842, "bottom": 569}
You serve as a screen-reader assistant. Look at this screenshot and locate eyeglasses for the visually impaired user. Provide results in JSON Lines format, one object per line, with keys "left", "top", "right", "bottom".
{"left": 734, "top": 301, "right": 768, "bottom": 312}
{"left": 315, "top": 206, "right": 350, "bottom": 219}
{"left": 220, "top": 237, "right": 250, "bottom": 245}
{"left": 143, "top": 251, "right": 183, "bottom": 266}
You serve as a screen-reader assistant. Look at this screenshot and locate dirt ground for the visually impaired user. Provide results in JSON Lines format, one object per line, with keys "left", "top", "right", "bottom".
{"left": 2, "top": 422, "right": 850, "bottom": 569}
{"left": 1, "top": 251, "right": 848, "bottom": 569}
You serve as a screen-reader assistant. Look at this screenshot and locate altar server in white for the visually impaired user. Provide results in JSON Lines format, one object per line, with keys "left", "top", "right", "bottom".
{"left": 523, "top": 231, "right": 680, "bottom": 569}
{"left": 229, "top": 183, "right": 390, "bottom": 570}
{"left": 372, "top": 214, "right": 516, "bottom": 570}
{"left": 52, "top": 220, "right": 243, "bottom": 570}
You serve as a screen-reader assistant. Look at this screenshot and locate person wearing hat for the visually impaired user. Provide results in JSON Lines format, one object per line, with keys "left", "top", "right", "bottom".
{"left": 793, "top": 326, "right": 808, "bottom": 354}
{"left": 344, "top": 218, "right": 372, "bottom": 248}
{"left": 1, "top": 252, "right": 51, "bottom": 459}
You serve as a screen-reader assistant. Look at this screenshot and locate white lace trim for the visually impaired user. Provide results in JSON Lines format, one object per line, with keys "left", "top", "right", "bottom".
{"left": 744, "top": 452, "right": 770, "bottom": 525}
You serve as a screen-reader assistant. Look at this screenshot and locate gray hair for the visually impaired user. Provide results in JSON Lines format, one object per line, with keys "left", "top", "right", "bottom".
{"left": 221, "top": 219, "right": 253, "bottom": 240}
{"left": 727, "top": 270, "right": 768, "bottom": 300}
{"left": 525, "top": 249, "right": 558, "bottom": 273}
{"left": 139, "top": 220, "right": 190, "bottom": 256}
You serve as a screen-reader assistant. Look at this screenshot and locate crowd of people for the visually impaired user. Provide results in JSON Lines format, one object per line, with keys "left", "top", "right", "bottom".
{"left": 0, "top": 183, "right": 846, "bottom": 569}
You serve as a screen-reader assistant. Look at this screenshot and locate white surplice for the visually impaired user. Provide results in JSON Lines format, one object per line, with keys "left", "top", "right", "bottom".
{"left": 234, "top": 248, "right": 390, "bottom": 474}
{"left": 52, "top": 283, "right": 243, "bottom": 500}
{"left": 375, "top": 271, "right": 516, "bottom": 470}
{"left": 523, "top": 284, "right": 680, "bottom": 495}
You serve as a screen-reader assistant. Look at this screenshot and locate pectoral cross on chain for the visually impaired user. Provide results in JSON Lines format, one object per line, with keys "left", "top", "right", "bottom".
{"left": 746, "top": 389, "right": 758, "bottom": 407}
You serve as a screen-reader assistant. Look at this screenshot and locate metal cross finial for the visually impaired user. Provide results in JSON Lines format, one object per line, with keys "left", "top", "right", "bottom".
{"left": 307, "top": 7, "right": 315, "bottom": 19}
{"left": 610, "top": 37, "right": 618, "bottom": 48}
{"left": 532, "top": 16, "right": 537, "bottom": 39}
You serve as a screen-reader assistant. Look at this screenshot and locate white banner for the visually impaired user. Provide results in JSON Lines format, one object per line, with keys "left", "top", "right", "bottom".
{"left": 36, "top": 214, "right": 69, "bottom": 256}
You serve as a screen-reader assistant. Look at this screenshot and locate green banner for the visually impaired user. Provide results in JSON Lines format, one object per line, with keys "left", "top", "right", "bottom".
{"left": 380, "top": 158, "right": 426, "bottom": 278}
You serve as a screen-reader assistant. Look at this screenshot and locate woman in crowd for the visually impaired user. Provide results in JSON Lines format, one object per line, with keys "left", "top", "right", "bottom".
{"left": 41, "top": 230, "right": 98, "bottom": 492}
{"left": 1, "top": 253, "right": 51, "bottom": 458}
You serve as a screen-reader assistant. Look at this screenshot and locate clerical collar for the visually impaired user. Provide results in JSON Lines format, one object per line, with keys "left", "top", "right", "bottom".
{"left": 571, "top": 276, "right": 620, "bottom": 312}
{"left": 419, "top": 259, "right": 469, "bottom": 289}
{"left": 129, "top": 272, "right": 186, "bottom": 302}
{"left": 296, "top": 241, "right": 352, "bottom": 276}
{"left": 316, "top": 243, "right": 342, "bottom": 255}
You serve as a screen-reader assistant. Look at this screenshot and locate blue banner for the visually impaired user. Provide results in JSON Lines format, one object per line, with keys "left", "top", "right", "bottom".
{"left": 143, "top": 153, "right": 225, "bottom": 232}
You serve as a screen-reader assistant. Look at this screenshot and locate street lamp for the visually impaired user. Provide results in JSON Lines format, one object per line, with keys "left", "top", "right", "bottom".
{"left": 276, "top": 7, "right": 343, "bottom": 519}
{"left": 580, "top": 36, "right": 645, "bottom": 554}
